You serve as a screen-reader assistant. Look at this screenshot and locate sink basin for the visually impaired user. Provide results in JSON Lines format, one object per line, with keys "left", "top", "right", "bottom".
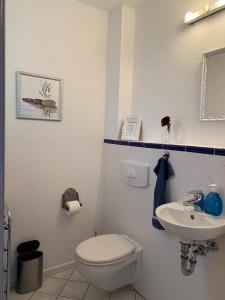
{"left": 156, "top": 202, "right": 225, "bottom": 241}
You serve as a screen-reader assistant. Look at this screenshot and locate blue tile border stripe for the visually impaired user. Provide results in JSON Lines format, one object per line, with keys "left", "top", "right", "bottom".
{"left": 215, "top": 148, "right": 225, "bottom": 156}
{"left": 163, "top": 144, "right": 186, "bottom": 152}
{"left": 104, "top": 139, "right": 225, "bottom": 156}
{"left": 186, "top": 145, "right": 214, "bottom": 155}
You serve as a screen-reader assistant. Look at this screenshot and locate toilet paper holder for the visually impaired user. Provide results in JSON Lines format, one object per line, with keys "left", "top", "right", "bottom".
{"left": 62, "top": 188, "right": 82, "bottom": 211}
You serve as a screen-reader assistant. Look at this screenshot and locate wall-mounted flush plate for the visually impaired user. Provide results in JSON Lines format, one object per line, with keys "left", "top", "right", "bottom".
{"left": 120, "top": 161, "right": 150, "bottom": 188}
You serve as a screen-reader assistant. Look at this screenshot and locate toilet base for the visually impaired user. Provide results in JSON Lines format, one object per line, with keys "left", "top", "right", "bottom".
{"left": 77, "top": 260, "right": 139, "bottom": 292}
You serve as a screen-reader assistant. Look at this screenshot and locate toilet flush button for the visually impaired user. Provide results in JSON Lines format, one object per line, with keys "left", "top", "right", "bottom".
{"left": 126, "top": 169, "right": 136, "bottom": 178}
{"left": 121, "top": 161, "right": 150, "bottom": 188}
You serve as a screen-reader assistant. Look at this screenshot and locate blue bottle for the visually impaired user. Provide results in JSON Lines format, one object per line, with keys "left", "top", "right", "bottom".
{"left": 204, "top": 184, "right": 223, "bottom": 216}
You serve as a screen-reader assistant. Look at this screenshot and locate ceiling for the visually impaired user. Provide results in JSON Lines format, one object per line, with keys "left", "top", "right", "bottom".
{"left": 78, "top": 0, "right": 146, "bottom": 11}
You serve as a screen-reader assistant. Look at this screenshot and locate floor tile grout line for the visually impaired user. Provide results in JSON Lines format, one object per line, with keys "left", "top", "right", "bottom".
{"left": 68, "top": 269, "right": 84, "bottom": 282}
{"left": 135, "top": 289, "right": 146, "bottom": 300}
{"left": 37, "top": 276, "right": 68, "bottom": 298}
{"left": 28, "top": 292, "right": 35, "bottom": 300}
{"left": 68, "top": 270, "right": 76, "bottom": 281}
{"left": 28, "top": 289, "right": 60, "bottom": 300}
{"left": 56, "top": 270, "right": 90, "bottom": 300}
{"left": 67, "top": 279, "right": 89, "bottom": 284}
{"left": 57, "top": 295, "right": 81, "bottom": 300}
{"left": 57, "top": 274, "right": 71, "bottom": 298}
{"left": 82, "top": 283, "right": 90, "bottom": 300}
{"left": 30, "top": 291, "right": 59, "bottom": 299}
{"left": 49, "top": 275, "right": 73, "bottom": 280}
{"left": 28, "top": 288, "right": 54, "bottom": 300}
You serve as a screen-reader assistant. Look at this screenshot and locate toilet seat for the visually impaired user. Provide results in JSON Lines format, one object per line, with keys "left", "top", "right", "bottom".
{"left": 76, "top": 234, "right": 136, "bottom": 264}
{"left": 76, "top": 234, "right": 142, "bottom": 291}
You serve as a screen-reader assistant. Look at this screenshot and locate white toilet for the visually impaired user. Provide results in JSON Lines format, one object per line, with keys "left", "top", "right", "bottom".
{"left": 75, "top": 234, "right": 142, "bottom": 292}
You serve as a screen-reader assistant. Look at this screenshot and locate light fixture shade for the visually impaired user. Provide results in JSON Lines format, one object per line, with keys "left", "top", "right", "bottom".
{"left": 184, "top": 1, "right": 225, "bottom": 24}
{"left": 185, "top": 12, "right": 199, "bottom": 24}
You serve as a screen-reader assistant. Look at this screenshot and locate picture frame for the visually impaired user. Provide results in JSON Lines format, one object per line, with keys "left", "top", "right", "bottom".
{"left": 121, "top": 117, "right": 142, "bottom": 141}
{"left": 16, "top": 71, "right": 62, "bottom": 121}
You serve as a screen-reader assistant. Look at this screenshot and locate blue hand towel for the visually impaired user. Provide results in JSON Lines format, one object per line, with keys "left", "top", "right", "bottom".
{"left": 152, "top": 157, "right": 174, "bottom": 230}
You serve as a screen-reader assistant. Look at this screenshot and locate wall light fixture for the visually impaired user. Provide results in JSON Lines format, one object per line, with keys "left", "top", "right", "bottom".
{"left": 185, "top": 0, "right": 225, "bottom": 24}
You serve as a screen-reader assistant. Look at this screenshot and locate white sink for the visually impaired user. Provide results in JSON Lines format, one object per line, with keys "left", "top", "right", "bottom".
{"left": 156, "top": 202, "right": 225, "bottom": 241}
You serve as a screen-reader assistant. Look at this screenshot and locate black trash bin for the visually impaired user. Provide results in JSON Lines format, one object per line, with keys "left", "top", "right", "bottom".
{"left": 16, "top": 240, "right": 43, "bottom": 294}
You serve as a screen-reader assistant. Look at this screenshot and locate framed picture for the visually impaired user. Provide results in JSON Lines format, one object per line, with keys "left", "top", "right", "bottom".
{"left": 121, "top": 117, "right": 142, "bottom": 141}
{"left": 16, "top": 71, "right": 62, "bottom": 121}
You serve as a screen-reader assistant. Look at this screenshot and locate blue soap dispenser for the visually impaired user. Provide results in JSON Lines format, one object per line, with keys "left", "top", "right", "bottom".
{"left": 204, "top": 184, "right": 223, "bottom": 216}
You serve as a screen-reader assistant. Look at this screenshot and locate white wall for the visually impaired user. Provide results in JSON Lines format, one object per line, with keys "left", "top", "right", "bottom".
{"left": 104, "top": 5, "right": 135, "bottom": 139}
{"left": 102, "top": 144, "right": 225, "bottom": 300}
{"left": 104, "top": 7, "right": 122, "bottom": 139}
{"left": 79, "top": 0, "right": 146, "bottom": 12}
{"left": 5, "top": 0, "right": 108, "bottom": 279}
{"left": 132, "top": 0, "right": 225, "bottom": 147}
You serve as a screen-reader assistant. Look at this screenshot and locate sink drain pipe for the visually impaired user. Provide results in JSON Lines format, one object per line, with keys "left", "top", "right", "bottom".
{"left": 180, "top": 241, "right": 218, "bottom": 276}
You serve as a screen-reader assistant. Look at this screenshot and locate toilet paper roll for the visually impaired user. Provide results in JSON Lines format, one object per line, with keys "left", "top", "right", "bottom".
{"left": 65, "top": 201, "right": 81, "bottom": 215}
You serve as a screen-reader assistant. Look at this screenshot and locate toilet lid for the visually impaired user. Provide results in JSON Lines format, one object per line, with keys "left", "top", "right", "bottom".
{"left": 76, "top": 234, "right": 136, "bottom": 263}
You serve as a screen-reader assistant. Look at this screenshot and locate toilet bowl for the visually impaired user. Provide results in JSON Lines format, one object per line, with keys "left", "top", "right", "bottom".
{"left": 75, "top": 234, "right": 142, "bottom": 292}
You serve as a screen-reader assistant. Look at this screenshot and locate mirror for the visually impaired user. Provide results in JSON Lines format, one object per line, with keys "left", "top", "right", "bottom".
{"left": 201, "top": 47, "right": 225, "bottom": 121}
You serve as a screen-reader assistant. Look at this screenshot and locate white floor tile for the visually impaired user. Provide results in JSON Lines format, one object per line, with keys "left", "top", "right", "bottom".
{"left": 110, "top": 289, "right": 136, "bottom": 300}
{"left": 9, "top": 289, "right": 33, "bottom": 300}
{"left": 58, "top": 297, "right": 80, "bottom": 300}
{"left": 38, "top": 278, "right": 66, "bottom": 295}
{"left": 49, "top": 269, "right": 74, "bottom": 280}
{"left": 60, "top": 281, "right": 89, "bottom": 299}
{"left": 70, "top": 270, "right": 88, "bottom": 283}
{"left": 84, "top": 284, "right": 109, "bottom": 300}
{"left": 122, "top": 285, "right": 135, "bottom": 291}
{"left": 30, "top": 292, "right": 57, "bottom": 300}
{"left": 135, "top": 293, "right": 145, "bottom": 300}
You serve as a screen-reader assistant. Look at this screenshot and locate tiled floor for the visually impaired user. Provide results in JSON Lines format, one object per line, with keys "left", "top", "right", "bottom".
{"left": 9, "top": 268, "right": 145, "bottom": 300}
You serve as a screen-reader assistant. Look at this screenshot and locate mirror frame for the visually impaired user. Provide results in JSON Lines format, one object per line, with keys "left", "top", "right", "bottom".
{"left": 200, "top": 47, "right": 225, "bottom": 121}
{"left": 0, "top": 0, "right": 4, "bottom": 298}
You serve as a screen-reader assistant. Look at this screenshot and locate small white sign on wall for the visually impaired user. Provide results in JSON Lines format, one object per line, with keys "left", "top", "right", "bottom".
{"left": 121, "top": 117, "right": 142, "bottom": 141}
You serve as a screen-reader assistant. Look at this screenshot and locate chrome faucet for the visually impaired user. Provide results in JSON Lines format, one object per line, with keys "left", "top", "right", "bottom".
{"left": 183, "top": 190, "right": 204, "bottom": 212}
